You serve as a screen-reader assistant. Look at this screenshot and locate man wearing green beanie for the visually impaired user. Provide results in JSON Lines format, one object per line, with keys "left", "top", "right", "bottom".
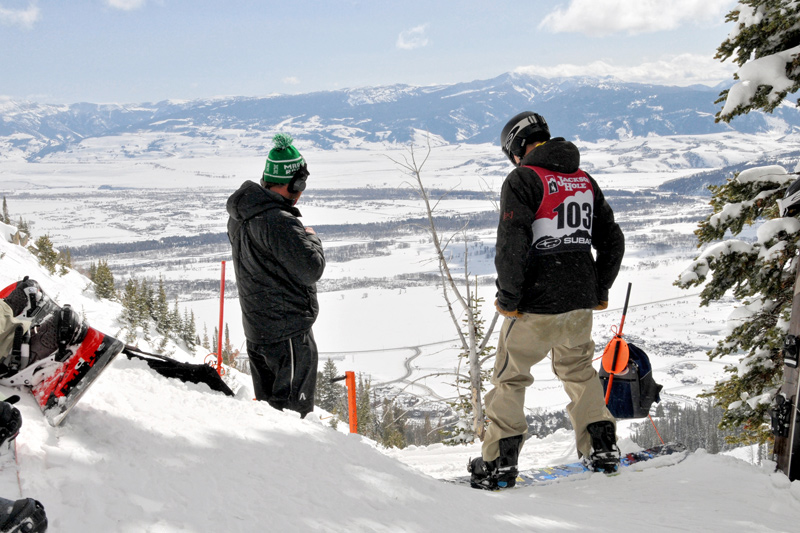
{"left": 226, "top": 133, "right": 325, "bottom": 417}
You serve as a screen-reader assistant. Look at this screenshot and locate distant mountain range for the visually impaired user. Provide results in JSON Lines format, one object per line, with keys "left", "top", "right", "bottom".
{"left": 2, "top": 72, "right": 799, "bottom": 160}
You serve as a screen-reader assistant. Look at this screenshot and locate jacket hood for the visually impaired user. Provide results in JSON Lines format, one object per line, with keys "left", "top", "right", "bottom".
{"left": 522, "top": 137, "right": 580, "bottom": 174}
{"left": 226, "top": 180, "right": 300, "bottom": 222}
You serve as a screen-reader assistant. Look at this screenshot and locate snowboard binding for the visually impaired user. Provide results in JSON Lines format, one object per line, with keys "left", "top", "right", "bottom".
{"left": 0, "top": 496, "right": 48, "bottom": 533}
{"left": 0, "top": 304, "right": 87, "bottom": 387}
{"left": 1, "top": 277, "right": 43, "bottom": 320}
{"left": 784, "top": 334, "right": 799, "bottom": 369}
{"left": 585, "top": 421, "right": 621, "bottom": 474}
{"left": 771, "top": 393, "right": 793, "bottom": 439}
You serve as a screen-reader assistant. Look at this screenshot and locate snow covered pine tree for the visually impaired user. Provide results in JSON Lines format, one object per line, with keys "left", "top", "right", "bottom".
{"left": 677, "top": 166, "right": 799, "bottom": 446}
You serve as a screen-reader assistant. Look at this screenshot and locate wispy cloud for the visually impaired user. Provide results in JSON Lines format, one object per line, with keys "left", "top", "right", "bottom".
{"left": 515, "top": 54, "right": 737, "bottom": 87}
{"left": 282, "top": 77, "right": 300, "bottom": 86}
{"left": 539, "top": 0, "right": 735, "bottom": 36}
{"left": 0, "top": 2, "right": 41, "bottom": 29}
{"left": 106, "top": 0, "right": 147, "bottom": 11}
{"left": 396, "top": 24, "right": 429, "bottom": 50}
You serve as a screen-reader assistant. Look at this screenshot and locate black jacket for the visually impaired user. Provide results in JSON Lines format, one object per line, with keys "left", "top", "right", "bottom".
{"left": 226, "top": 181, "right": 325, "bottom": 343}
{"left": 495, "top": 138, "right": 624, "bottom": 314}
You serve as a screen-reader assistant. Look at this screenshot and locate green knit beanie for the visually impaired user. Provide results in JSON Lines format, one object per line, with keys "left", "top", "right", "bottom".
{"left": 263, "top": 133, "right": 305, "bottom": 183}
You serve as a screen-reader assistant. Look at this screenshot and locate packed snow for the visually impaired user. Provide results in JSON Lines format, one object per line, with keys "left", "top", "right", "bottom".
{"left": 3, "top": 214, "right": 800, "bottom": 531}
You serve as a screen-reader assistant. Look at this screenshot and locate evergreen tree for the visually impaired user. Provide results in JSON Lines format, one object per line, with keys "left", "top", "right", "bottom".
{"left": 140, "top": 279, "right": 155, "bottom": 321}
{"left": 94, "top": 260, "right": 116, "bottom": 300}
{"left": 88, "top": 261, "right": 97, "bottom": 282}
{"left": 121, "top": 278, "right": 140, "bottom": 330}
{"left": 222, "top": 323, "right": 235, "bottom": 365}
{"left": 183, "top": 309, "right": 197, "bottom": 348}
{"left": 31, "top": 234, "right": 58, "bottom": 274}
{"left": 168, "top": 297, "right": 182, "bottom": 338}
{"left": 202, "top": 324, "right": 210, "bottom": 351}
{"left": 677, "top": 165, "right": 799, "bottom": 444}
{"left": 356, "top": 374, "right": 377, "bottom": 440}
{"left": 715, "top": 1, "right": 800, "bottom": 121}
{"left": 154, "top": 277, "right": 170, "bottom": 334}
{"left": 57, "top": 247, "right": 73, "bottom": 276}
{"left": 631, "top": 401, "right": 743, "bottom": 453}
{"left": 17, "top": 217, "right": 30, "bottom": 239}
{"left": 2, "top": 196, "right": 9, "bottom": 225}
{"left": 379, "top": 399, "right": 407, "bottom": 448}
{"left": 317, "top": 359, "right": 345, "bottom": 414}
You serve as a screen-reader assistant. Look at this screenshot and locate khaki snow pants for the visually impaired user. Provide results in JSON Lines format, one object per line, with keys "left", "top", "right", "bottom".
{"left": 482, "top": 308, "right": 616, "bottom": 461}
{"left": 0, "top": 300, "right": 30, "bottom": 359}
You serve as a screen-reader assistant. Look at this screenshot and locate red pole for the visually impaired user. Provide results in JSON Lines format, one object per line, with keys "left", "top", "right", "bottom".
{"left": 217, "top": 260, "right": 226, "bottom": 375}
{"left": 345, "top": 371, "right": 358, "bottom": 434}
{"left": 604, "top": 282, "right": 632, "bottom": 404}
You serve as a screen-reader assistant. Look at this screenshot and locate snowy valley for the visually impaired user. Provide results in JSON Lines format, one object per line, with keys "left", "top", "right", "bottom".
{"left": 2, "top": 73, "right": 800, "bottom": 530}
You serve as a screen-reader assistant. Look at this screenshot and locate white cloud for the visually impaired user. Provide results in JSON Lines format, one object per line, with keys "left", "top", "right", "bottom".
{"left": 514, "top": 53, "right": 737, "bottom": 87}
{"left": 396, "top": 24, "right": 429, "bottom": 50}
{"left": 0, "top": 3, "right": 41, "bottom": 29}
{"left": 106, "top": 0, "right": 147, "bottom": 11}
{"left": 282, "top": 77, "right": 301, "bottom": 85}
{"left": 539, "top": 0, "right": 736, "bottom": 36}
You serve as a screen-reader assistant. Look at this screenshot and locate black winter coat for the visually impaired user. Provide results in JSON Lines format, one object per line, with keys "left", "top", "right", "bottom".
{"left": 495, "top": 138, "right": 624, "bottom": 314}
{"left": 227, "top": 181, "right": 325, "bottom": 343}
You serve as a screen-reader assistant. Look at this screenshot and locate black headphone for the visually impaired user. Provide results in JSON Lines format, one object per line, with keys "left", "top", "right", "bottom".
{"left": 288, "top": 164, "right": 309, "bottom": 194}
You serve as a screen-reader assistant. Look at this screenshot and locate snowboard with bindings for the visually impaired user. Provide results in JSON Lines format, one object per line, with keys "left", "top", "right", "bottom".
{"left": 450, "top": 442, "right": 687, "bottom": 489}
{"left": 0, "top": 280, "right": 124, "bottom": 426}
{"left": 771, "top": 266, "right": 800, "bottom": 481}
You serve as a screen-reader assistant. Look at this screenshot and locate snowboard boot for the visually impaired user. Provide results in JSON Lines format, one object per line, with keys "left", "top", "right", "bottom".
{"left": 468, "top": 435, "right": 522, "bottom": 490}
{"left": 0, "top": 399, "right": 21, "bottom": 449}
{"left": 0, "top": 496, "right": 48, "bottom": 533}
{"left": 1, "top": 277, "right": 42, "bottom": 319}
{"left": 584, "top": 421, "right": 620, "bottom": 473}
{"left": 28, "top": 305, "right": 87, "bottom": 364}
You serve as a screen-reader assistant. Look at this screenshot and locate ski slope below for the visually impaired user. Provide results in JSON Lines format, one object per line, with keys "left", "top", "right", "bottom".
{"left": 2, "top": 222, "right": 800, "bottom": 532}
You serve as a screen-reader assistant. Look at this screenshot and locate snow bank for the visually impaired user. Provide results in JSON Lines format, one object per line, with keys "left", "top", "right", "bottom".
{"left": 3, "top": 230, "right": 800, "bottom": 532}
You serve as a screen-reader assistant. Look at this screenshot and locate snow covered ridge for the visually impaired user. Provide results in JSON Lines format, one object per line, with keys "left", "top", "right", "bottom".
{"left": 0, "top": 221, "right": 26, "bottom": 245}
{"left": 3, "top": 72, "right": 800, "bottom": 161}
{"left": 3, "top": 239, "right": 800, "bottom": 531}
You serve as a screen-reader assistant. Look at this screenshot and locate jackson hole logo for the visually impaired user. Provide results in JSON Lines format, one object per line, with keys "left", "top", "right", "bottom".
{"left": 547, "top": 177, "right": 559, "bottom": 194}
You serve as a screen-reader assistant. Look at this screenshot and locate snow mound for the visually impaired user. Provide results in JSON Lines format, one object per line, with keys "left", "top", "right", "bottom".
{"left": 2, "top": 238, "right": 800, "bottom": 532}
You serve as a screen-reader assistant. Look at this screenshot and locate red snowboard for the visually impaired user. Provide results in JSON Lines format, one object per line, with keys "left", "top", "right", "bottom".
{"left": 0, "top": 281, "right": 123, "bottom": 426}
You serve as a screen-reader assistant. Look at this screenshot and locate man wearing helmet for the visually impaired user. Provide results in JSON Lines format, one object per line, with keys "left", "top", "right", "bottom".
{"left": 469, "top": 112, "right": 625, "bottom": 490}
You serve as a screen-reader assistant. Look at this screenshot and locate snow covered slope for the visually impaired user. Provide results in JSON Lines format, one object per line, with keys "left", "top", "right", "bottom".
{"left": 2, "top": 237, "right": 800, "bottom": 532}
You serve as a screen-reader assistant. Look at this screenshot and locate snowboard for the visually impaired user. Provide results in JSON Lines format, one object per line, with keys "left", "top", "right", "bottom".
{"left": 0, "top": 281, "right": 124, "bottom": 426}
{"left": 450, "top": 442, "right": 687, "bottom": 489}
{"left": 771, "top": 266, "right": 800, "bottom": 481}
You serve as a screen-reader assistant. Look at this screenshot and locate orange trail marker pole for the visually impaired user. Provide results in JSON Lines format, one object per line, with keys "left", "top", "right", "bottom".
{"left": 345, "top": 371, "right": 358, "bottom": 434}
{"left": 217, "top": 260, "right": 226, "bottom": 375}
{"left": 604, "top": 282, "right": 632, "bottom": 404}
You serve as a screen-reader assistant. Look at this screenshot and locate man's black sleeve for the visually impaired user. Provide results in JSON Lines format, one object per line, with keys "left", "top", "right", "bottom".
{"left": 268, "top": 212, "right": 326, "bottom": 286}
{"left": 591, "top": 183, "right": 624, "bottom": 302}
{"left": 494, "top": 171, "right": 538, "bottom": 312}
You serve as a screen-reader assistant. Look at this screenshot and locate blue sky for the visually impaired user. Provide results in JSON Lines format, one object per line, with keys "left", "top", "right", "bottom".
{"left": 1, "top": 0, "right": 739, "bottom": 104}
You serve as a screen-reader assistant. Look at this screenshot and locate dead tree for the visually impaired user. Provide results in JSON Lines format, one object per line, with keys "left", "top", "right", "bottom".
{"left": 388, "top": 141, "right": 499, "bottom": 441}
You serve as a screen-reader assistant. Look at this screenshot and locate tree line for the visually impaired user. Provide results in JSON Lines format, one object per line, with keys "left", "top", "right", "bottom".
{"left": 315, "top": 359, "right": 451, "bottom": 448}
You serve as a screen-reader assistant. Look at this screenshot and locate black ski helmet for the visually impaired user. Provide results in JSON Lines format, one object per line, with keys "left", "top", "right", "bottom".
{"left": 500, "top": 111, "right": 550, "bottom": 164}
{"left": 778, "top": 175, "right": 800, "bottom": 217}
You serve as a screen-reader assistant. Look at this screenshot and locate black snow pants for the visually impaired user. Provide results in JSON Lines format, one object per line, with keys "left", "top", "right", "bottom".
{"left": 246, "top": 329, "right": 317, "bottom": 417}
